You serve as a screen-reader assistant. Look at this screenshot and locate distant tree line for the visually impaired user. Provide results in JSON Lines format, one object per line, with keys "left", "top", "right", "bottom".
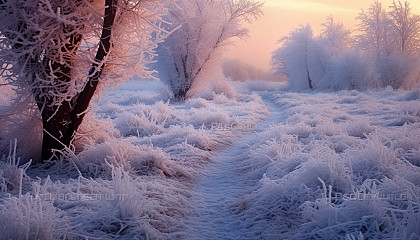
{"left": 271, "top": 0, "right": 420, "bottom": 90}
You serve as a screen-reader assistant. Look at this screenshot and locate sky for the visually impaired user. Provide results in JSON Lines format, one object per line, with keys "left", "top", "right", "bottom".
{"left": 224, "top": 0, "right": 420, "bottom": 72}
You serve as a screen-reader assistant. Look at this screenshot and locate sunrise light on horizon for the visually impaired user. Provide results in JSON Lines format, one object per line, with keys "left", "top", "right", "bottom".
{"left": 225, "top": 0, "right": 420, "bottom": 72}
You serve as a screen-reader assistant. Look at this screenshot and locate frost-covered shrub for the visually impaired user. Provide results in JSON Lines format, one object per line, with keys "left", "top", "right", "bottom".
{"left": 284, "top": 122, "right": 314, "bottom": 139}
{"left": 271, "top": 17, "right": 354, "bottom": 91}
{"left": 376, "top": 54, "right": 419, "bottom": 89}
{"left": 75, "top": 140, "right": 143, "bottom": 177}
{"left": 326, "top": 51, "right": 381, "bottom": 90}
{"left": 184, "top": 103, "right": 232, "bottom": 128}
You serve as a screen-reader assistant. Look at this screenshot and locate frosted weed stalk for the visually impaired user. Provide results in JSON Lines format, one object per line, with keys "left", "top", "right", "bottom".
{"left": 0, "top": 139, "right": 31, "bottom": 192}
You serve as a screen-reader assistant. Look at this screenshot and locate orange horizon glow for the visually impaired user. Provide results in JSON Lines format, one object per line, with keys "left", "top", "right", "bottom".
{"left": 225, "top": 0, "right": 420, "bottom": 72}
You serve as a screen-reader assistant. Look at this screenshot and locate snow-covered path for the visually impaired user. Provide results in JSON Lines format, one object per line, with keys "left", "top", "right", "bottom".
{"left": 185, "top": 94, "right": 286, "bottom": 239}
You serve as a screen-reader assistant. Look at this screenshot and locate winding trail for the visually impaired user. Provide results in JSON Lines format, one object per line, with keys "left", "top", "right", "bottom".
{"left": 184, "top": 93, "right": 286, "bottom": 239}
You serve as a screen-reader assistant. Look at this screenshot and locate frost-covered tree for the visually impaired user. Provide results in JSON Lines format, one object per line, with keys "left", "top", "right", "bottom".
{"left": 308, "top": 16, "right": 352, "bottom": 89}
{"left": 272, "top": 1, "right": 420, "bottom": 91}
{"left": 156, "top": 0, "right": 263, "bottom": 100}
{"left": 320, "top": 16, "right": 352, "bottom": 55}
{"left": 356, "top": 0, "right": 420, "bottom": 88}
{"left": 271, "top": 24, "right": 314, "bottom": 90}
{"left": 0, "top": 0, "right": 167, "bottom": 161}
{"left": 357, "top": 0, "right": 420, "bottom": 56}
{"left": 357, "top": 1, "right": 393, "bottom": 56}
{"left": 388, "top": 0, "right": 420, "bottom": 55}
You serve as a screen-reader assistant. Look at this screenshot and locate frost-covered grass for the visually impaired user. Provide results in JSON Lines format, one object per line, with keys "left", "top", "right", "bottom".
{"left": 0, "top": 78, "right": 268, "bottom": 239}
{"left": 1, "top": 77, "right": 419, "bottom": 239}
{"left": 235, "top": 87, "right": 420, "bottom": 239}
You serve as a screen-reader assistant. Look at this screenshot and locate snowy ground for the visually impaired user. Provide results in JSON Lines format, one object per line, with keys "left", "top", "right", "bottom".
{"left": 184, "top": 92, "right": 287, "bottom": 239}
{"left": 0, "top": 78, "right": 419, "bottom": 239}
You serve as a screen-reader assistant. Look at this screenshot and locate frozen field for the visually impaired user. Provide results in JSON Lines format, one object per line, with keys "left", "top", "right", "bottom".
{"left": 0, "top": 79, "right": 419, "bottom": 239}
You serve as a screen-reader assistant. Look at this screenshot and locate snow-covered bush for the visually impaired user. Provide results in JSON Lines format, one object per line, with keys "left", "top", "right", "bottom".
{"left": 376, "top": 53, "right": 420, "bottom": 89}
{"left": 326, "top": 51, "right": 381, "bottom": 90}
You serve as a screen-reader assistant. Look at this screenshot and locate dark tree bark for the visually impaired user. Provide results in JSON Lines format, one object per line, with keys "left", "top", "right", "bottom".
{"left": 38, "top": 0, "right": 119, "bottom": 161}
{"left": 304, "top": 43, "right": 313, "bottom": 89}
{"left": 174, "top": 88, "right": 189, "bottom": 100}
{"left": 173, "top": 56, "right": 191, "bottom": 100}
{"left": 306, "top": 62, "right": 313, "bottom": 90}
{"left": 37, "top": 27, "right": 83, "bottom": 160}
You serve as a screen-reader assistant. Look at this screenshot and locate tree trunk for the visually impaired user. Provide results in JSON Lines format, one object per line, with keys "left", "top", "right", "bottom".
{"left": 2, "top": 0, "right": 119, "bottom": 161}
{"left": 307, "top": 67, "right": 313, "bottom": 89}
{"left": 40, "top": 102, "right": 74, "bottom": 160}
{"left": 36, "top": 29, "right": 82, "bottom": 160}
{"left": 174, "top": 87, "right": 189, "bottom": 100}
{"left": 173, "top": 55, "right": 192, "bottom": 100}
{"left": 39, "top": 0, "right": 118, "bottom": 161}
{"left": 305, "top": 45, "right": 313, "bottom": 89}
{"left": 70, "top": 0, "right": 118, "bottom": 129}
